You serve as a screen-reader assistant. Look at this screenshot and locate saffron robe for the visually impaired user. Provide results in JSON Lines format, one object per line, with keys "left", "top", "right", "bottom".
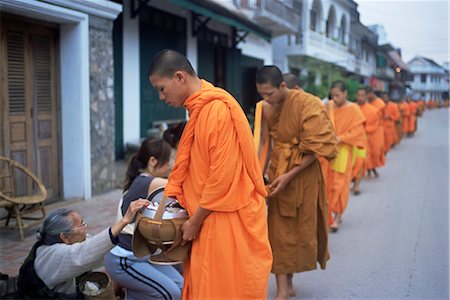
{"left": 165, "top": 80, "right": 272, "bottom": 299}
{"left": 357, "top": 103, "right": 381, "bottom": 170}
{"left": 328, "top": 102, "right": 366, "bottom": 214}
{"left": 408, "top": 102, "right": 417, "bottom": 133}
{"left": 384, "top": 102, "right": 400, "bottom": 151}
{"left": 368, "top": 97, "right": 386, "bottom": 165}
{"left": 401, "top": 102, "right": 411, "bottom": 134}
{"left": 258, "top": 89, "right": 337, "bottom": 274}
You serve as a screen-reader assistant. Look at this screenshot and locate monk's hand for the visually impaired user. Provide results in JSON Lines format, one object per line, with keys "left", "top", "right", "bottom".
{"left": 181, "top": 219, "right": 201, "bottom": 246}
{"left": 268, "top": 174, "right": 290, "bottom": 198}
{"left": 122, "top": 199, "right": 150, "bottom": 225}
{"left": 336, "top": 136, "right": 342, "bottom": 144}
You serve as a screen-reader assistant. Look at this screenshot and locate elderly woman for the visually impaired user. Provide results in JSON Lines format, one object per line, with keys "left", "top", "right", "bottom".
{"left": 16, "top": 199, "right": 149, "bottom": 299}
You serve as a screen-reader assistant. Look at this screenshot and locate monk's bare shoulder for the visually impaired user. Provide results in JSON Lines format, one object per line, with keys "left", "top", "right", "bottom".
{"left": 261, "top": 101, "right": 275, "bottom": 121}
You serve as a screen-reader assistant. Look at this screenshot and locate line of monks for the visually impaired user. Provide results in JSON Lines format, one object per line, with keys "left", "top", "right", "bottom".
{"left": 324, "top": 85, "right": 447, "bottom": 232}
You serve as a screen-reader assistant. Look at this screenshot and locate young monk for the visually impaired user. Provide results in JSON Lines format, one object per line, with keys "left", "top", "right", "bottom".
{"left": 255, "top": 66, "right": 336, "bottom": 299}
{"left": 353, "top": 87, "right": 378, "bottom": 195}
{"left": 328, "top": 81, "right": 366, "bottom": 232}
{"left": 357, "top": 88, "right": 383, "bottom": 179}
{"left": 255, "top": 67, "right": 337, "bottom": 299}
{"left": 147, "top": 49, "right": 273, "bottom": 299}
{"left": 400, "top": 98, "right": 411, "bottom": 137}
{"left": 283, "top": 73, "right": 335, "bottom": 226}
{"left": 382, "top": 93, "right": 400, "bottom": 151}
{"left": 406, "top": 96, "right": 417, "bottom": 136}
{"left": 366, "top": 87, "right": 385, "bottom": 176}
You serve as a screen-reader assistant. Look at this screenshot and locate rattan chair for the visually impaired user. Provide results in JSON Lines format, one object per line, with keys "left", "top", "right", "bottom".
{"left": 0, "top": 156, "right": 47, "bottom": 240}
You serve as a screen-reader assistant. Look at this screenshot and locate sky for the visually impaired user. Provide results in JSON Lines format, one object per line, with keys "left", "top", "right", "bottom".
{"left": 355, "top": 0, "right": 449, "bottom": 66}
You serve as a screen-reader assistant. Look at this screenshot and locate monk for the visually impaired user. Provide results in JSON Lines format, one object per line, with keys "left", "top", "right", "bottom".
{"left": 406, "top": 97, "right": 417, "bottom": 136}
{"left": 400, "top": 98, "right": 411, "bottom": 137}
{"left": 283, "top": 73, "right": 335, "bottom": 239}
{"left": 255, "top": 66, "right": 337, "bottom": 299}
{"left": 148, "top": 49, "right": 272, "bottom": 299}
{"left": 382, "top": 93, "right": 400, "bottom": 151}
{"left": 366, "top": 87, "right": 385, "bottom": 175}
{"left": 353, "top": 87, "right": 378, "bottom": 194}
{"left": 328, "top": 81, "right": 366, "bottom": 232}
{"left": 395, "top": 102, "right": 403, "bottom": 144}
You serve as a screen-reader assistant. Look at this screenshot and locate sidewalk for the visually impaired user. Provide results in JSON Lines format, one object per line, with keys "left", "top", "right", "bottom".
{"left": 0, "top": 159, "right": 129, "bottom": 277}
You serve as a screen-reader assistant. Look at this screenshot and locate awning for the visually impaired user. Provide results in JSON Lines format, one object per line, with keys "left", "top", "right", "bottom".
{"left": 169, "top": 0, "right": 271, "bottom": 42}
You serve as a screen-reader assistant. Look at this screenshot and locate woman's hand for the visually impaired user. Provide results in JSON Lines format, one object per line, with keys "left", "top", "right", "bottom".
{"left": 122, "top": 199, "right": 149, "bottom": 225}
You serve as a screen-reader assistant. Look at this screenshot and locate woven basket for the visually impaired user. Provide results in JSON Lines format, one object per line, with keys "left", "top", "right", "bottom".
{"left": 79, "top": 272, "right": 115, "bottom": 300}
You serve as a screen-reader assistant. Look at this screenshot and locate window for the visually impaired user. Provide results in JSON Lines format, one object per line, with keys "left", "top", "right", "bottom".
{"left": 421, "top": 74, "right": 427, "bottom": 83}
{"left": 310, "top": 10, "right": 317, "bottom": 31}
{"left": 339, "top": 16, "right": 346, "bottom": 44}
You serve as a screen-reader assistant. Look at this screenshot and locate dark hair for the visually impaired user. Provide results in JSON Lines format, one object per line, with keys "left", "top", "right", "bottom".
{"left": 365, "top": 86, "right": 374, "bottom": 93}
{"left": 356, "top": 86, "right": 367, "bottom": 93}
{"left": 256, "top": 66, "right": 283, "bottom": 87}
{"left": 283, "top": 73, "right": 301, "bottom": 89}
{"left": 148, "top": 49, "right": 196, "bottom": 79}
{"left": 330, "top": 80, "right": 347, "bottom": 92}
{"left": 37, "top": 208, "right": 75, "bottom": 245}
{"left": 124, "top": 138, "right": 172, "bottom": 191}
{"left": 163, "top": 121, "right": 187, "bottom": 149}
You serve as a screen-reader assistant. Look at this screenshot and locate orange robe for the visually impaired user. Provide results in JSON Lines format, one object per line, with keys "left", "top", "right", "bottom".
{"left": 384, "top": 102, "right": 400, "bottom": 151}
{"left": 368, "top": 97, "right": 386, "bottom": 165}
{"left": 257, "top": 90, "right": 337, "bottom": 274}
{"left": 357, "top": 103, "right": 379, "bottom": 171}
{"left": 328, "top": 102, "right": 366, "bottom": 214}
{"left": 165, "top": 80, "right": 272, "bottom": 299}
{"left": 401, "top": 102, "right": 411, "bottom": 134}
{"left": 408, "top": 102, "right": 417, "bottom": 133}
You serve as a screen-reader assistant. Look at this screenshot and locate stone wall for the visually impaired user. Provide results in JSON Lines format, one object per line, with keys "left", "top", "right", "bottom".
{"left": 89, "top": 16, "right": 116, "bottom": 195}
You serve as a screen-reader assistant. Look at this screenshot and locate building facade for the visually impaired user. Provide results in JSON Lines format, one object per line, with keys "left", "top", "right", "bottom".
{"left": 407, "top": 56, "right": 449, "bottom": 102}
{"left": 271, "top": 0, "right": 378, "bottom": 99}
{"left": 1, "top": 0, "right": 121, "bottom": 200}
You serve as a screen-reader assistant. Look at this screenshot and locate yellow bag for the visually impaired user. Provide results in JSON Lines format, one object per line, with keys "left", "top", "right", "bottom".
{"left": 331, "top": 145, "right": 350, "bottom": 173}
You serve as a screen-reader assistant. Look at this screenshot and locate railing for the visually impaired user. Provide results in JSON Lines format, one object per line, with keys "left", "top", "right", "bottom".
{"left": 262, "top": 0, "right": 299, "bottom": 27}
{"left": 234, "top": 0, "right": 300, "bottom": 34}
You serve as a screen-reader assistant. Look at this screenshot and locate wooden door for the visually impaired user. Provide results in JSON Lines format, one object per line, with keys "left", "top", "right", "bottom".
{"left": 1, "top": 15, "right": 60, "bottom": 200}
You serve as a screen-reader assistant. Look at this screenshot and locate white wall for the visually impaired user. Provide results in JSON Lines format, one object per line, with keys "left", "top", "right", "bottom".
{"left": 239, "top": 34, "right": 273, "bottom": 65}
{"left": 122, "top": 1, "right": 141, "bottom": 147}
{"left": 60, "top": 20, "right": 91, "bottom": 200}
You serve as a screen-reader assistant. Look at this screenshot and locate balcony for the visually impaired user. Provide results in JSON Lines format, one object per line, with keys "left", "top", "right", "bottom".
{"left": 376, "top": 67, "right": 395, "bottom": 80}
{"left": 234, "top": 0, "right": 300, "bottom": 36}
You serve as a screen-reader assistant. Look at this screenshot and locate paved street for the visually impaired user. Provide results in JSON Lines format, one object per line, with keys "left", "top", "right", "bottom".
{"left": 1, "top": 108, "right": 448, "bottom": 299}
{"left": 267, "top": 108, "right": 449, "bottom": 299}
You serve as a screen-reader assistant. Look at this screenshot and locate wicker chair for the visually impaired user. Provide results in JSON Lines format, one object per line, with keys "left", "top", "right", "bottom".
{"left": 0, "top": 156, "right": 47, "bottom": 240}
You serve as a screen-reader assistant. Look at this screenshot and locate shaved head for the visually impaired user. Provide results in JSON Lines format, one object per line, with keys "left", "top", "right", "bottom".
{"left": 283, "top": 73, "right": 301, "bottom": 89}
{"left": 256, "top": 66, "right": 283, "bottom": 87}
{"left": 148, "top": 49, "right": 196, "bottom": 79}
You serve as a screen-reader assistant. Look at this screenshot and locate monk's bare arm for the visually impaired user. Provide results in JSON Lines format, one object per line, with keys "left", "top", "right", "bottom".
{"left": 181, "top": 206, "right": 211, "bottom": 245}
{"left": 260, "top": 102, "right": 272, "bottom": 175}
{"left": 269, "top": 153, "right": 316, "bottom": 198}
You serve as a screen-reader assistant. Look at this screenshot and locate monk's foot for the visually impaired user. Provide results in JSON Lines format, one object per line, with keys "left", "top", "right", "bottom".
{"left": 274, "top": 293, "right": 289, "bottom": 300}
{"left": 288, "top": 287, "right": 296, "bottom": 298}
{"left": 330, "top": 223, "right": 339, "bottom": 233}
{"left": 373, "top": 169, "right": 379, "bottom": 178}
{"left": 353, "top": 189, "right": 361, "bottom": 195}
